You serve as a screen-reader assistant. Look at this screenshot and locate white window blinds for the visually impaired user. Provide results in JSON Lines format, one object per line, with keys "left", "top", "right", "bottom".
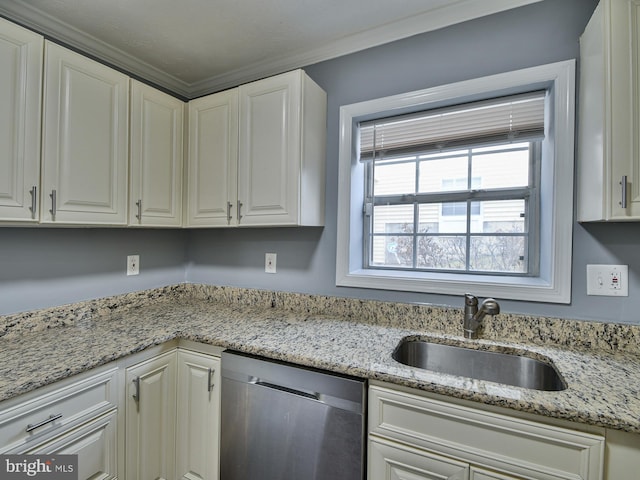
{"left": 360, "top": 91, "right": 545, "bottom": 158}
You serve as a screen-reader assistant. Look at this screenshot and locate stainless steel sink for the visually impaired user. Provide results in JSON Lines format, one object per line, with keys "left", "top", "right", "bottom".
{"left": 392, "top": 338, "right": 567, "bottom": 391}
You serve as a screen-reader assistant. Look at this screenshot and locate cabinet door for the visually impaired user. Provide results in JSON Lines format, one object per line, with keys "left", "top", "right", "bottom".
{"left": 27, "top": 410, "right": 118, "bottom": 480}
{"left": 578, "top": 0, "right": 640, "bottom": 220}
{"left": 622, "top": 0, "right": 640, "bottom": 217}
{"left": 237, "top": 71, "right": 302, "bottom": 226}
{"left": 42, "top": 41, "right": 129, "bottom": 225}
{"left": 369, "top": 436, "right": 469, "bottom": 480}
{"left": 0, "top": 18, "right": 42, "bottom": 222}
{"left": 130, "top": 80, "right": 184, "bottom": 227}
{"left": 176, "top": 350, "right": 221, "bottom": 480}
{"left": 186, "top": 89, "right": 238, "bottom": 227}
{"left": 125, "top": 350, "right": 176, "bottom": 480}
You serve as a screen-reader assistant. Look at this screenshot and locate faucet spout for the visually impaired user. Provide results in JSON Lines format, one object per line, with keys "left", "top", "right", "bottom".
{"left": 463, "top": 294, "right": 500, "bottom": 339}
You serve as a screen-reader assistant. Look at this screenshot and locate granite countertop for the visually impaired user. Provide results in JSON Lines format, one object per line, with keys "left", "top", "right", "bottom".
{"left": 1, "top": 285, "right": 639, "bottom": 434}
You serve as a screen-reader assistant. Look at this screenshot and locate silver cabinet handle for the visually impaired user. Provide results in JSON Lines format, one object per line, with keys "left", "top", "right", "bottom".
{"left": 207, "top": 368, "right": 215, "bottom": 392}
{"left": 620, "top": 175, "right": 628, "bottom": 209}
{"left": 29, "top": 186, "right": 37, "bottom": 219}
{"left": 26, "top": 413, "right": 62, "bottom": 433}
{"left": 132, "top": 377, "right": 141, "bottom": 403}
{"left": 135, "top": 199, "right": 142, "bottom": 222}
{"left": 237, "top": 201, "right": 243, "bottom": 223}
{"left": 49, "top": 189, "right": 57, "bottom": 219}
{"left": 226, "top": 202, "right": 233, "bottom": 224}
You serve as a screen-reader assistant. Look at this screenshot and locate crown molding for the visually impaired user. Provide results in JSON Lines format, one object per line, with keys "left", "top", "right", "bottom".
{"left": 0, "top": 0, "right": 541, "bottom": 99}
{"left": 0, "top": 0, "right": 192, "bottom": 97}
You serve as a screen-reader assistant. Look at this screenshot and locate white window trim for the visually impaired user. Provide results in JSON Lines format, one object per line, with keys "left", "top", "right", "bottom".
{"left": 336, "top": 60, "right": 576, "bottom": 303}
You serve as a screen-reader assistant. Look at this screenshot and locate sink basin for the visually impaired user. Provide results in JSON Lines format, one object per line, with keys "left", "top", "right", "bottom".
{"left": 392, "top": 339, "right": 567, "bottom": 391}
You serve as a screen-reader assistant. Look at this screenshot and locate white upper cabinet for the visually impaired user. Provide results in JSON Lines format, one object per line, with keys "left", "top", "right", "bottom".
{"left": 130, "top": 80, "right": 184, "bottom": 227}
{"left": 0, "top": 18, "right": 43, "bottom": 223}
{"left": 238, "top": 70, "right": 326, "bottom": 227}
{"left": 1, "top": 15, "right": 326, "bottom": 229}
{"left": 186, "top": 88, "right": 239, "bottom": 227}
{"left": 186, "top": 69, "right": 326, "bottom": 228}
{"left": 41, "top": 41, "right": 129, "bottom": 225}
{"left": 578, "top": 0, "right": 640, "bottom": 221}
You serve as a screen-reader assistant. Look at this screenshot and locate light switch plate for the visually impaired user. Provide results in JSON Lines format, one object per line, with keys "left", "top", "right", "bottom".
{"left": 586, "top": 264, "right": 628, "bottom": 296}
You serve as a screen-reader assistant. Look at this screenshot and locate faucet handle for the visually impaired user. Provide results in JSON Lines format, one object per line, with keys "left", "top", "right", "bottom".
{"left": 464, "top": 293, "right": 478, "bottom": 306}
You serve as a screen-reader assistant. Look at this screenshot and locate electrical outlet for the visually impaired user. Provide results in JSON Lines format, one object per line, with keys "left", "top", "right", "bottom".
{"left": 127, "top": 255, "right": 140, "bottom": 276}
{"left": 265, "top": 253, "right": 277, "bottom": 274}
{"left": 586, "top": 264, "right": 628, "bottom": 296}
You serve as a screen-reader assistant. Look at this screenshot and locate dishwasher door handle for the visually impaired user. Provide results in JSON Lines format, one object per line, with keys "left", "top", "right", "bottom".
{"left": 253, "top": 380, "right": 319, "bottom": 400}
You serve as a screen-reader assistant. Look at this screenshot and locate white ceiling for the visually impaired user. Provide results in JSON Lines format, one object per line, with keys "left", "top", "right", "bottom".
{"left": 0, "top": 0, "right": 541, "bottom": 98}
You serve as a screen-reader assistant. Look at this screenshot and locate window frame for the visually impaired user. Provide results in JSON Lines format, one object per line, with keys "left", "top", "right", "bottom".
{"left": 336, "top": 60, "right": 575, "bottom": 303}
{"left": 364, "top": 140, "right": 539, "bottom": 276}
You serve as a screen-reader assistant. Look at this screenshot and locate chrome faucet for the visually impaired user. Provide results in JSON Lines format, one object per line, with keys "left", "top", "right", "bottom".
{"left": 463, "top": 294, "right": 500, "bottom": 339}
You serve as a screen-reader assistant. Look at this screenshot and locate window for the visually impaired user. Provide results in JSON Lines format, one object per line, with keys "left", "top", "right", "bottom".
{"left": 336, "top": 61, "right": 575, "bottom": 303}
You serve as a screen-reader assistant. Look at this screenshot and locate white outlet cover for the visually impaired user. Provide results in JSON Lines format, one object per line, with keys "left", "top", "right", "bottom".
{"left": 127, "top": 255, "right": 140, "bottom": 276}
{"left": 265, "top": 253, "right": 277, "bottom": 274}
{"left": 586, "top": 264, "right": 628, "bottom": 296}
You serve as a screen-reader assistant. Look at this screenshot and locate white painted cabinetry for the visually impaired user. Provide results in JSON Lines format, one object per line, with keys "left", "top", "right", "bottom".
{"left": 368, "top": 384, "right": 605, "bottom": 480}
{"left": 27, "top": 410, "right": 118, "bottom": 480}
{"left": 0, "top": 18, "right": 43, "bottom": 223}
{"left": 237, "top": 69, "right": 326, "bottom": 226}
{"left": 124, "top": 346, "right": 221, "bottom": 480}
{"left": 578, "top": 0, "right": 640, "bottom": 220}
{"left": 186, "top": 69, "right": 326, "bottom": 227}
{"left": 176, "top": 349, "right": 221, "bottom": 480}
{"left": 125, "top": 349, "right": 177, "bottom": 480}
{"left": 41, "top": 41, "right": 129, "bottom": 225}
{"left": 186, "top": 88, "right": 239, "bottom": 226}
{"left": 130, "top": 80, "right": 184, "bottom": 227}
{"left": 0, "top": 366, "right": 119, "bottom": 479}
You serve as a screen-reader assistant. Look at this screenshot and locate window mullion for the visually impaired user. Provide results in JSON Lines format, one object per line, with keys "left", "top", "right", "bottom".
{"left": 414, "top": 158, "right": 419, "bottom": 269}
{"left": 465, "top": 148, "right": 473, "bottom": 272}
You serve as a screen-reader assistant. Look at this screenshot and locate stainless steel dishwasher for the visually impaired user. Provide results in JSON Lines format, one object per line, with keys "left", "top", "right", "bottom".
{"left": 220, "top": 350, "right": 366, "bottom": 480}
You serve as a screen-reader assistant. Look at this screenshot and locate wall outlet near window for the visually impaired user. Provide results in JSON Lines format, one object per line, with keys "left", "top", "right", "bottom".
{"left": 127, "top": 255, "right": 140, "bottom": 276}
{"left": 586, "top": 264, "right": 628, "bottom": 296}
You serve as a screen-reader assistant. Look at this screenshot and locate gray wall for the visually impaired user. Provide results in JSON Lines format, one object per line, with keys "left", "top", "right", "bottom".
{"left": 3, "top": 0, "right": 640, "bottom": 325}
{"left": 187, "top": 0, "right": 640, "bottom": 325}
{"left": 0, "top": 229, "right": 187, "bottom": 315}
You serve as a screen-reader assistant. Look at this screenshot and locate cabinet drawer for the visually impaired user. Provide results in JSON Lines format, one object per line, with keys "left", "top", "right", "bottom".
{"left": 0, "top": 368, "right": 117, "bottom": 453}
{"left": 26, "top": 409, "right": 118, "bottom": 480}
{"left": 369, "top": 435, "right": 469, "bottom": 480}
{"left": 369, "top": 386, "right": 604, "bottom": 480}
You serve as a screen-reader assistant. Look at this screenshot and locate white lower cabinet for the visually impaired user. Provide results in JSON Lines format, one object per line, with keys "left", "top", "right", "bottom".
{"left": 470, "top": 468, "right": 522, "bottom": 480}
{"left": 27, "top": 410, "right": 118, "bottom": 480}
{"left": 124, "top": 346, "right": 221, "bottom": 480}
{"left": 0, "top": 365, "right": 118, "bottom": 479}
{"left": 369, "top": 435, "right": 469, "bottom": 480}
{"left": 125, "top": 350, "right": 177, "bottom": 480}
{"left": 368, "top": 384, "right": 605, "bottom": 480}
{"left": 176, "top": 350, "right": 221, "bottom": 480}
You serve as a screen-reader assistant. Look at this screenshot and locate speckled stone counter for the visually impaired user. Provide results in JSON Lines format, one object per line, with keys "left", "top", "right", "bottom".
{"left": 1, "top": 284, "right": 639, "bottom": 434}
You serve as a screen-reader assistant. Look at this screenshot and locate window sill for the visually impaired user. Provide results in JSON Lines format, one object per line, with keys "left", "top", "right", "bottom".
{"left": 337, "top": 268, "right": 570, "bottom": 304}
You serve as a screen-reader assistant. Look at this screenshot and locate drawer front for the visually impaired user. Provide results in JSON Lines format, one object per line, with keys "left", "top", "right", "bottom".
{"left": 369, "top": 435, "right": 469, "bottom": 480}
{"left": 0, "top": 368, "right": 118, "bottom": 453}
{"left": 26, "top": 410, "right": 118, "bottom": 480}
{"left": 369, "top": 386, "right": 604, "bottom": 480}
